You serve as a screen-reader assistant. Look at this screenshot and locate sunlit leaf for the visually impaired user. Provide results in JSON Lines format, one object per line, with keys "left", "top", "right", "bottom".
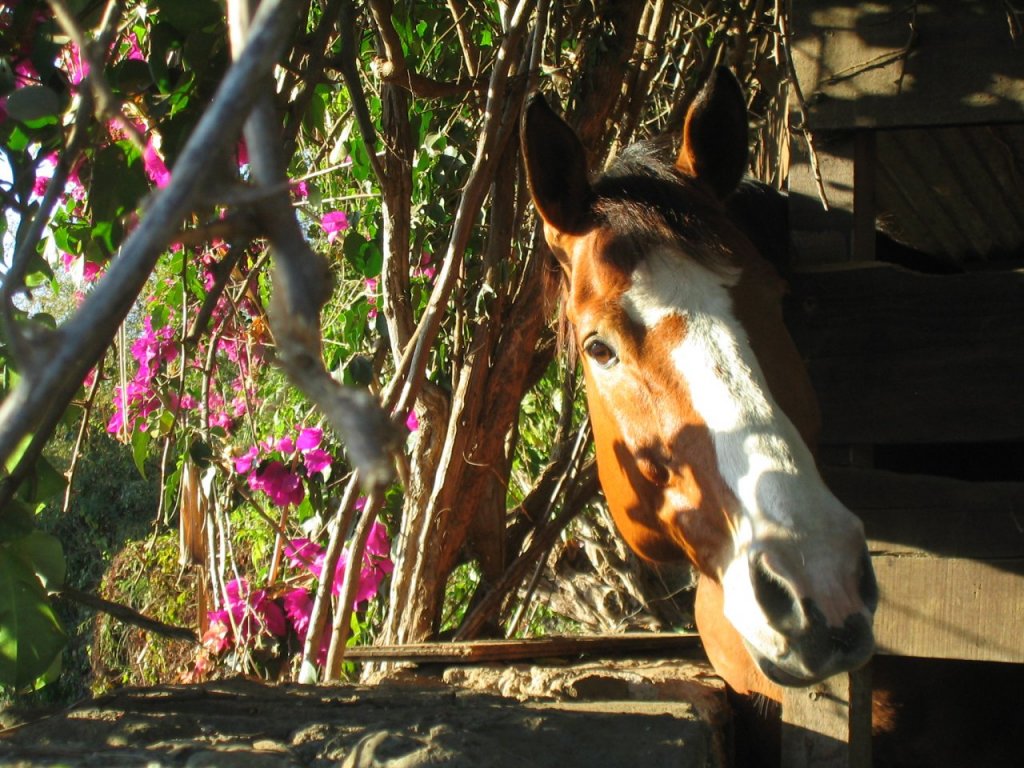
{"left": 0, "top": 548, "right": 66, "bottom": 690}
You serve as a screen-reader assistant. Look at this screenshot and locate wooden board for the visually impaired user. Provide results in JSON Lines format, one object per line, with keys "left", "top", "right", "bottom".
{"left": 782, "top": 669, "right": 872, "bottom": 768}
{"left": 787, "top": 265, "right": 1024, "bottom": 445}
{"left": 871, "top": 556, "right": 1024, "bottom": 662}
{"left": 824, "top": 467, "right": 1024, "bottom": 559}
{"left": 341, "top": 632, "right": 702, "bottom": 664}
{"left": 791, "top": 1, "right": 1024, "bottom": 130}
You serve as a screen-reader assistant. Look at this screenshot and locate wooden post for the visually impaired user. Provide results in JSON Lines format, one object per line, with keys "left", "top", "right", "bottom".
{"left": 781, "top": 667, "right": 872, "bottom": 768}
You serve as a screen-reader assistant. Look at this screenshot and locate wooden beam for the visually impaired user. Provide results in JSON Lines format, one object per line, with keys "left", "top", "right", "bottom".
{"left": 872, "top": 556, "right": 1024, "bottom": 662}
{"left": 787, "top": 265, "right": 1024, "bottom": 445}
{"left": 342, "top": 632, "right": 702, "bottom": 664}
{"left": 781, "top": 668, "right": 872, "bottom": 768}
{"left": 824, "top": 467, "right": 1024, "bottom": 560}
{"left": 790, "top": 1, "right": 1024, "bottom": 130}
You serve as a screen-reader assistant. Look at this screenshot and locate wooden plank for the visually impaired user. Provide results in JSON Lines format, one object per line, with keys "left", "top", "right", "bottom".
{"left": 824, "top": 467, "right": 1024, "bottom": 559}
{"left": 787, "top": 265, "right": 1024, "bottom": 444}
{"left": 872, "top": 556, "right": 1024, "bottom": 662}
{"left": 791, "top": 1, "right": 1024, "bottom": 129}
{"left": 781, "top": 668, "right": 872, "bottom": 768}
{"left": 342, "top": 632, "right": 702, "bottom": 664}
{"left": 788, "top": 133, "right": 857, "bottom": 269}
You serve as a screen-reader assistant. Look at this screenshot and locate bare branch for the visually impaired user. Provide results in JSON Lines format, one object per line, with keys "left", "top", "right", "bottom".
{"left": 54, "top": 585, "right": 198, "bottom": 644}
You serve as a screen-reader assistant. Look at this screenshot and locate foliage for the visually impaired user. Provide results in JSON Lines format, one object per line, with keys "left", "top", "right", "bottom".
{"left": 0, "top": 0, "right": 786, "bottom": 697}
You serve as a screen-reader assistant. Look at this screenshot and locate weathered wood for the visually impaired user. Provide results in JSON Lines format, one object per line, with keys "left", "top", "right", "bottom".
{"left": 787, "top": 265, "right": 1024, "bottom": 445}
{"left": 788, "top": 132, "right": 858, "bottom": 268}
{"left": 872, "top": 556, "right": 1024, "bottom": 662}
{"left": 781, "top": 668, "right": 872, "bottom": 768}
{"left": 824, "top": 467, "right": 1024, "bottom": 559}
{"left": 343, "top": 632, "right": 702, "bottom": 664}
{"left": 791, "top": 1, "right": 1024, "bottom": 130}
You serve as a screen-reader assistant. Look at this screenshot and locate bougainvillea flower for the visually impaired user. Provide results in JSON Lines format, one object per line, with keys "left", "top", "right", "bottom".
{"left": 405, "top": 410, "right": 419, "bottom": 433}
{"left": 282, "top": 588, "right": 330, "bottom": 663}
{"left": 234, "top": 445, "right": 259, "bottom": 474}
{"left": 284, "top": 522, "right": 393, "bottom": 607}
{"left": 248, "top": 460, "right": 304, "bottom": 507}
{"left": 296, "top": 427, "right": 322, "bottom": 451}
{"left": 205, "top": 579, "right": 287, "bottom": 653}
{"left": 284, "top": 538, "right": 326, "bottom": 577}
{"left": 320, "top": 210, "right": 349, "bottom": 244}
{"left": 302, "top": 448, "right": 332, "bottom": 475}
{"left": 143, "top": 140, "right": 170, "bottom": 188}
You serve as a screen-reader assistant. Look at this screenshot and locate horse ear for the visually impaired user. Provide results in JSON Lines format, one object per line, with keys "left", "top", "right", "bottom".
{"left": 521, "top": 93, "right": 594, "bottom": 236}
{"left": 675, "top": 67, "right": 749, "bottom": 199}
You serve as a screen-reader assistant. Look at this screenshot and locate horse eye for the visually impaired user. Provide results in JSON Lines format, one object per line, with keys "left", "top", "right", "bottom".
{"left": 584, "top": 339, "right": 618, "bottom": 368}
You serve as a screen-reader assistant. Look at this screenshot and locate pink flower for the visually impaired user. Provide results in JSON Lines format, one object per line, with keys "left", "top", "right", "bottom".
{"left": 143, "top": 140, "right": 170, "bottom": 188}
{"left": 303, "top": 448, "right": 332, "bottom": 475}
{"left": 320, "top": 211, "right": 349, "bottom": 244}
{"left": 60, "top": 252, "right": 102, "bottom": 284}
{"left": 365, "top": 278, "right": 379, "bottom": 320}
{"left": 296, "top": 427, "right": 322, "bottom": 451}
{"left": 123, "top": 32, "right": 144, "bottom": 62}
{"left": 282, "top": 588, "right": 330, "bottom": 663}
{"left": 234, "top": 446, "right": 259, "bottom": 474}
{"left": 413, "top": 253, "right": 437, "bottom": 281}
{"left": 60, "top": 43, "right": 88, "bottom": 85}
{"left": 285, "top": 539, "right": 326, "bottom": 576}
{"left": 405, "top": 410, "right": 419, "bottom": 433}
{"left": 33, "top": 153, "right": 57, "bottom": 197}
{"left": 292, "top": 180, "right": 309, "bottom": 199}
{"left": 276, "top": 436, "right": 295, "bottom": 454}
{"left": 283, "top": 589, "right": 314, "bottom": 639}
{"left": 205, "top": 579, "right": 287, "bottom": 653}
{"left": 284, "top": 522, "right": 392, "bottom": 608}
{"left": 248, "top": 460, "right": 304, "bottom": 507}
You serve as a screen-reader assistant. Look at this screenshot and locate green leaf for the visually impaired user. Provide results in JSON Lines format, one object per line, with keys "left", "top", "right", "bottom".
{"left": 110, "top": 59, "right": 153, "bottom": 95}
{"left": 132, "top": 429, "right": 152, "bottom": 478}
{"left": 0, "top": 501, "right": 36, "bottom": 543}
{"left": 0, "top": 547, "right": 66, "bottom": 690}
{"left": 345, "top": 355, "right": 374, "bottom": 387}
{"left": 4, "top": 86, "right": 60, "bottom": 123}
{"left": 17, "top": 531, "right": 65, "bottom": 590}
{"left": 157, "top": 0, "right": 223, "bottom": 33}
{"left": 90, "top": 143, "right": 148, "bottom": 225}
{"left": 14, "top": 455, "right": 66, "bottom": 506}
{"left": 149, "top": 303, "right": 170, "bottom": 331}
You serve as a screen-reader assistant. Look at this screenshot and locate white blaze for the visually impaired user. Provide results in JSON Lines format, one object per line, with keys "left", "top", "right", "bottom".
{"left": 619, "top": 246, "right": 847, "bottom": 653}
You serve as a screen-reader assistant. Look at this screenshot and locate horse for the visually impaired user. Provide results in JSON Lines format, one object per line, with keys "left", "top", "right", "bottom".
{"left": 521, "top": 65, "right": 877, "bottom": 700}
{"left": 520, "top": 67, "right": 878, "bottom": 761}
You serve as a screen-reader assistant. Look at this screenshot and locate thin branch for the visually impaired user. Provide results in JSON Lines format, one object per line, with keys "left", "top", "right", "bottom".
{"left": 386, "top": 0, "right": 537, "bottom": 421}
{"left": 336, "top": 2, "right": 386, "bottom": 182}
{"left": 324, "top": 489, "right": 384, "bottom": 680}
{"left": 777, "top": 0, "right": 829, "bottom": 209}
{"left": 61, "top": 353, "right": 106, "bottom": 515}
{"left": 53, "top": 585, "right": 198, "bottom": 644}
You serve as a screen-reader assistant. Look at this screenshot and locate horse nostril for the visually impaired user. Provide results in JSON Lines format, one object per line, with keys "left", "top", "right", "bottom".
{"left": 858, "top": 547, "right": 879, "bottom": 612}
{"left": 750, "top": 552, "right": 803, "bottom": 633}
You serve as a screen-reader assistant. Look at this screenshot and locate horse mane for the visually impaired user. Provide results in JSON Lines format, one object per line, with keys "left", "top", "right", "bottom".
{"left": 538, "top": 133, "right": 791, "bottom": 357}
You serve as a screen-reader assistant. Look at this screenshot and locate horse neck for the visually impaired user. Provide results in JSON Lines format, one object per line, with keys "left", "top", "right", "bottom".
{"left": 695, "top": 573, "right": 782, "bottom": 702}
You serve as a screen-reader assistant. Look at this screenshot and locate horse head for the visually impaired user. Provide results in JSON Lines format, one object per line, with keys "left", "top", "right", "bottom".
{"left": 521, "top": 68, "right": 877, "bottom": 697}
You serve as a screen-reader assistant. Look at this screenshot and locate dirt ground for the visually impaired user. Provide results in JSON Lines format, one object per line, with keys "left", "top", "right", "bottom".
{"left": 0, "top": 660, "right": 729, "bottom": 768}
